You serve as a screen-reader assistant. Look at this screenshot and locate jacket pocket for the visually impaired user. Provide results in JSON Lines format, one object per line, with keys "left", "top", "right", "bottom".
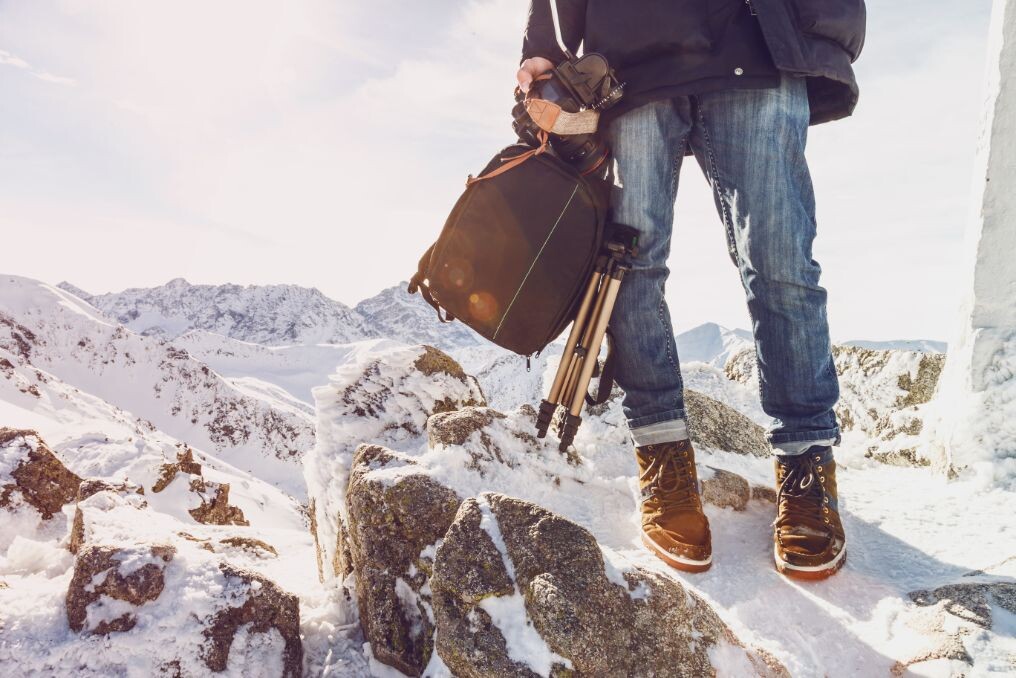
{"left": 586, "top": 0, "right": 713, "bottom": 67}
{"left": 790, "top": 0, "right": 866, "bottom": 60}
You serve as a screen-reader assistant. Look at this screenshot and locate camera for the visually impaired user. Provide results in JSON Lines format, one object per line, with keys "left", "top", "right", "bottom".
{"left": 512, "top": 53, "right": 623, "bottom": 178}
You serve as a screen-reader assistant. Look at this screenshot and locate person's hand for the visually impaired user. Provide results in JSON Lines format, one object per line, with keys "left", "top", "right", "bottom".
{"left": 516, "top": 57, "right": 555, "bottom": 93}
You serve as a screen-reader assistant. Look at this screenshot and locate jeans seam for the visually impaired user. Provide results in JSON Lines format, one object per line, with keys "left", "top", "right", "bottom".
{"left": 695, "top": 100, "right": 767, "bottom": 412}
{"left": 658, "top": 295, "right": 683, "bottom": 406}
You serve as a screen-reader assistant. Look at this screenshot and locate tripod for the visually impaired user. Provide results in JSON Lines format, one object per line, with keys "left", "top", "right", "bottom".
{"left": 535, "top": 225, "right": 638, "bottom": 451}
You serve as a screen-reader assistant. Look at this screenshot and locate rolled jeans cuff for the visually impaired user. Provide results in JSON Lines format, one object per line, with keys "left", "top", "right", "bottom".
{"left": 769, "top": 428, "right": 841, "bottom": 456}
{"left": 630, "top": 413, "right": 690, "bottom": 447}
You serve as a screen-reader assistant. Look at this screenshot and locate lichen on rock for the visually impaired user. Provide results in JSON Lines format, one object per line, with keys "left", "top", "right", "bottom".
{"left": 686, "top": 390, "right": 770, "bottom": 457}
{"left": 344, "top": 444, "right": 462, "bottom": 676}
{"left": 700, "top": 466, "right": 752, "bottom": 511}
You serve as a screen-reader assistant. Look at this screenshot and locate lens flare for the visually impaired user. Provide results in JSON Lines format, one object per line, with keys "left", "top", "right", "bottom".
{"left": 442, "top": 258, "right": 474, "bottom": 290}
{"left": 468, "top": 291, "right": 498, "bottom": 323}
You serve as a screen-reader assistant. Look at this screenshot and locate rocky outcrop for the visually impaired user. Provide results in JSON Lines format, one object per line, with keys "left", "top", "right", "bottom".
{"left": 686, "top": 390, "right": 769, "bottom": 457}
{"left": 1, "top": 428, "right": 81, "bottom": 520}
{"left": 202, "top": 563, "right": 302, "bottom": 678}
{"left": 66, "top": 543, "right": 175, "bottom": 634}
{"left": 431, "top": 493, "right": 786, "bottom": 677}
{"left": 216, "top": 536, "right": 278, "bottom": 558}
{"left": 725, "top": 345, "right": 946, "bottom": 465}
{"left": 151, "top": 447, "right": 248, "bottom": 526}
{"left": 345, "top": 444, "right": 462, "bottom": 675}
{"left": 152, "top": 447, "right": 203, "bottom": 492}
{"left": 187, "top": 478, "right": 248, "bottom": 526}
{"left": 305, "top": 344, "right": 484, "bottom": 584}
{"left": 65, "top": 538, "right": 301, "bottom": 673}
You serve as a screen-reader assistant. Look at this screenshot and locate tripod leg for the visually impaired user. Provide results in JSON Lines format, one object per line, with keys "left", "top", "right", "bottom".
{"left": 569, "top": 273, "right": 623, "bottom": 416}
{"left": 536, "top": 264, "right": 605, "bottom": 438}
{"left": 560, "top": 270, "right": 612, "bottom": 407}
{"left": 546, "top": 263, "right": 604, "bottom": 405}
{"left": 558, "top": 269, "right": 625, "bottom": 454}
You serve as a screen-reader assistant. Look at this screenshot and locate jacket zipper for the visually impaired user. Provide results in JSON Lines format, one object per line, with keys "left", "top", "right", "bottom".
{"left": 745, "top": 0, "right": 758, "bottom": 16}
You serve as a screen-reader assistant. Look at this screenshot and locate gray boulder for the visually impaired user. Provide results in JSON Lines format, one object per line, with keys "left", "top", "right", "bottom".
{"left": 700, "top": 466, "right": 752, "bottom": 511}
{"left": 431, "top": 493, "right": 786, "bottom": 677}
{"left": 345, "top": 444, "right": 463, "bottom": 676}
{"left": 686, "top": 390, "right": 769, "bottom": 457}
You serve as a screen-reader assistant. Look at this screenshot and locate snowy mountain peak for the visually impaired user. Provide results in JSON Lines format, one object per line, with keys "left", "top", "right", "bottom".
{"left": 56, "top": 281, "right": 93, "bottom": 302}
{"left": 62, "top": 279, "right": 377, "bottom": 346}
{"left": 353, "top": 282, "right": 483, "bottom": 351}
{"left": 674, "top": 322, "right": 754, "bottom": 367}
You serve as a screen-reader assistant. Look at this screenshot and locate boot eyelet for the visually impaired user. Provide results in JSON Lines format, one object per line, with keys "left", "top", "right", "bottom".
{"left": 814, "top": 455, "right": 821, "bottom": 462}
{"left": 823, "top": 518, "right": 830, "bottom": 524}
{"left": 817, "top": 465, "right": 823, "bottom": 472}
{"left": 824, "top": 497, "right": 830, "bottom": 504}
{"left": 823, "top": 508, "right": 829, "bottom": 514}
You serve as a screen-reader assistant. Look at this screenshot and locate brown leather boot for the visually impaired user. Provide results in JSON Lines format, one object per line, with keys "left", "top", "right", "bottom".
{"left": 774, "top": 446, "right": 846, "bottom": 580}
{"left": 637, "top": 440, "right": 712, "bottom": 573}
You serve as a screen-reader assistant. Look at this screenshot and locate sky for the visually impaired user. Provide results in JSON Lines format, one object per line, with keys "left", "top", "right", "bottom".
{"left": 0, "top": 0, "right": 996, "bottom": 342}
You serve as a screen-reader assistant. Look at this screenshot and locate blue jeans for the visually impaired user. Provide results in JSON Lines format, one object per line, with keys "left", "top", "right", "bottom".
{"left": 605, "top": 75, "right": 840, "bottom": 455}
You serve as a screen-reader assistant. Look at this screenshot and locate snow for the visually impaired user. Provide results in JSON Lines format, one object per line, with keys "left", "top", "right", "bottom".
{"left": 926, "top": 0, "right": 1016, "bottom": 488}
{"left": 674, "top": 322, "right": 754, "bottom": 367}
{"left": 475, "top": 495, "right": 572, "bottom": 676}
{"left": 0, "top": 275, "right": 314, "bottom": 498}
{"left": 2, "top": 272, "right": 1013, "bottom": 675}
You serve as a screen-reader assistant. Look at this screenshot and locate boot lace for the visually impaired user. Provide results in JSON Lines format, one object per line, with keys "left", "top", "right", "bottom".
{"left": 640, "top": 446, "right": 699, "bottom": 512}
{"left": 775, "top": 454, "right": 830, "bottom": 536}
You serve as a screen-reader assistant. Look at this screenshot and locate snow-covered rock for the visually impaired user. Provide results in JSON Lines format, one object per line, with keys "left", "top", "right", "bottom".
{"left": 1, "top": 428, "right": 81, "bottom": 550}
{"left": 62, "top": 540, "right": 302, "bottom": 676}
{"left": 66, "top": 542, "right": 176, "bottom": 634}
{"left": 431, "top": 493, "right": 786, "bottom": 677}
{"left": 726, "top": 344, "right": 946, "bottom": 466}
{"left": 60, "top": 277, "right": 376, "bottom": 346}
{"left": 345, "top": 444, "right": 461, "bottom": 675}
{"left": 1, "top": 276, "right": 314, "bottom": 496}
{"left": 891, "top": 561, "right": 1016, "bottom": 675}
{"left": 304, "top": 343, "right": 484, "bottom": 583}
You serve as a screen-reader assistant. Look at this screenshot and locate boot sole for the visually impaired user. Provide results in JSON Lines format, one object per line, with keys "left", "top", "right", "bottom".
{"left": 640, "top": 530, "right": 712, "bottom": 573}
{"left": 774, "top": 545, "right": 846, "bottom": 581}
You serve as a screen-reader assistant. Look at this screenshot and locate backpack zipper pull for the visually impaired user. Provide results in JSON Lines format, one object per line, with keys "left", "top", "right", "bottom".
{"left": 526, "top": 355, "right": 532, "bottom": 372}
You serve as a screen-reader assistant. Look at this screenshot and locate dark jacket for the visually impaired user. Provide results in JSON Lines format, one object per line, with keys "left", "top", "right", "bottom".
{"left": 522, "top": 0, "right": 866, "bottom": 125}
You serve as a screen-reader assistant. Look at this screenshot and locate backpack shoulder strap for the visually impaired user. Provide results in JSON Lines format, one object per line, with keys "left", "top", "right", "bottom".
{"left": 585, "top": 330, "right": 617, "bottom": 406}
{"left": 408, "top": 244, "right": 455, "bottom": 323}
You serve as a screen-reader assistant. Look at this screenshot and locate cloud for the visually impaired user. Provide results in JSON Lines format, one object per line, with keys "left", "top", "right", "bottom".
{"left": 0, "top": 48, "right": 74, "bottom": 85}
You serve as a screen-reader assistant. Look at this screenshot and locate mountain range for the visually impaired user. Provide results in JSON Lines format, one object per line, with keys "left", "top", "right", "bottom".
{"left": 60, "top": 279, "right": 944, "bottom": 365}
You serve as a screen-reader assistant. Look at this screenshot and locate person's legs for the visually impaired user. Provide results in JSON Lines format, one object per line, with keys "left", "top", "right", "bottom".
{"left": 604, "top": 99, "right": 694, "bottom": 447}
{"left": 688, "top": 75, "right": 840, "bottom": 455}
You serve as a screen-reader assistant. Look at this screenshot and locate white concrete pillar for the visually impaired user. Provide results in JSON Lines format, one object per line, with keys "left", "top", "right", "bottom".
{"left": 928, "top": 0, "right": 1016, "bottom": 487}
